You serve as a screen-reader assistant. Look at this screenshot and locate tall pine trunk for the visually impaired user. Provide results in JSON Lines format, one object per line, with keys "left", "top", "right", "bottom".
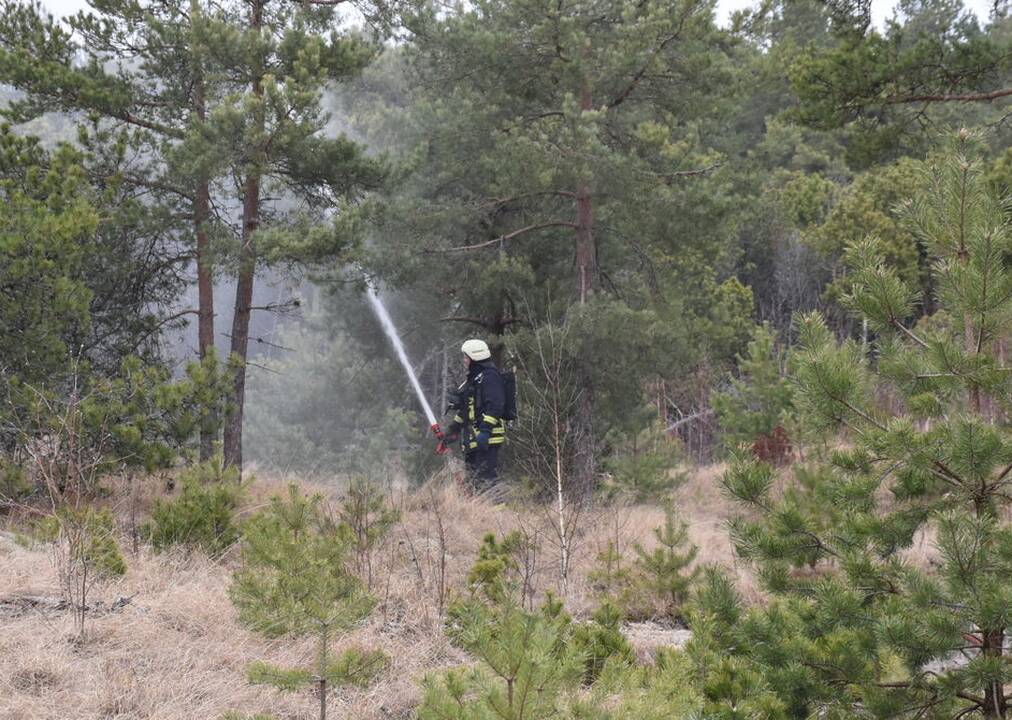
{"left": 194, "top": 60, "right": 216, "bottom": 461}
{"left": 223, "top": 0, "right": 264, "bottom": 471}
{"left": 571, "top": 77, "right": 596, "bottom": 496}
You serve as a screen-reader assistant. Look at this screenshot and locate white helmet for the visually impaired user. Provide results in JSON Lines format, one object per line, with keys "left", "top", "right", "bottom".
{"left": 461, "top": 339, "right": 491, "bottom": 361}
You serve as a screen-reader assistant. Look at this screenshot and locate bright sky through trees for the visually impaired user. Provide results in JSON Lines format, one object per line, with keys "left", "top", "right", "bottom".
{"left": 38, "top": 0, "right": 999, "bottom": 28}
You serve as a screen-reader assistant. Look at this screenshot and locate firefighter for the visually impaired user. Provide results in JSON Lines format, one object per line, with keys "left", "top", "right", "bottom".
{"left": 444, "top": 339, "right": 507, "bottom": 488}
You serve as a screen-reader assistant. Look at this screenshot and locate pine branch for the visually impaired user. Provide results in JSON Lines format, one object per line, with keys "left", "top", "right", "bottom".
{"left": 248, "top": 300, "right": 302, "bottom": 314}
{"left": 521, "top": 111, "right": 565, "bottom": 122}
{"left": 119, "top": 173, "right": 196, "bottom": 202}
{"left": 664, "top": 162, "right": 724, "bottom": 179}
{"left": 883, "top": 88, "right": 1012, "bottom": 104}
{"left": 892, "top": 318, "right": 929, "bottom": 348}
{"left": 430, "top": 222, "right": 579, "bottom": 253}
{"left": 665, "top": 409, "right": 715, "bottom": 432}
{"left": 482, "top": 191, "right": 576, "bottom": 207}
{"left": 142, "top": 309, "right": 200, "bottom": 336}
{"left": 607, "top": 27, "right": 684, "bottom": 108}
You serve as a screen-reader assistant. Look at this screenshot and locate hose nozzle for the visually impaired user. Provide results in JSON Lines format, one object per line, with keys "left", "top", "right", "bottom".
{"left": 431, "top": 423, "right": 450, "bottom": 455}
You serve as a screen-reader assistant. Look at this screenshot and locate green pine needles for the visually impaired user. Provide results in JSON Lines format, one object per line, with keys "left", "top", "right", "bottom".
{"left": 703, "top": 133, "right": 1012, "bottom": 718}
{"left": 429, "top": 532, "right": 642, "bottom": 719}
{"left": 421, "top": 600, "right": 585, "bottom": 720}
{"left": 630, "top": 505, "right": 700, "bottom": 621}
{"left": 229, "top": 485, "right": 385, "bottom": 720}
{"left": 713, "top": 322, "right": 794, "bottom": 456}
{"left": 143, "top": 458, "right": 246, "bottom": 554}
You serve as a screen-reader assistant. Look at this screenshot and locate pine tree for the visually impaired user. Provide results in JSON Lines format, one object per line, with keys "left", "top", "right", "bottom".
{"left": 570, "top": 647, "right": 702, "bottom": 719}
{"left": 588, "top": 541, "right": 634, "bottom": 603}
{"left": 0, "top": 0, "right": 387, "bottom": 468}
{"left": 352, "top": 0, "right": 739, "bottom": 493}
{"left": 463, "top": 531, "right": 531, "bottom": 608}
{"left": 631, "top": 505, "right": 699, "bottom": 621}
{"left": 419, "top": 599, "right": 584, "bottom": 720}
{"left": 334, "top": 478, "right": 400, "bottom": 591}
{"left": 601, "top": 420, "right": 686, "bottom": 502}
{"left": 427, "top": 534, "right": 592, "bottom": 720}
{"left": 209, "top": 0, "right": 386, "bottom": 470}
{"left": 0, "top": 0, "right": 220, "bottom": 434}
{"left": 0, "top": 130, "right": 97, "bottom": 389}
{"left": 712, "top": 322, "right": 794, "bottom": 457}
{"left": 143, "top": 458, "right": 247, "bottom": 554}
{"left": 706, "top": 132, "right": 1012, "bottom": 718}
{"left": 789, "top": 0, "right": 1011, "bottom": 164}
{"left": 229, "top": 485, "right": 384, "bottom": 720}
{"left": 569, "top": 601, "right": 636, "bottom": 685}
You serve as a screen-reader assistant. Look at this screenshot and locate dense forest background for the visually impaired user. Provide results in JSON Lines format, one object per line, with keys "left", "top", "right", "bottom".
{"left": 0, "top": 0, "right": 1008, "bottom": 490}
{"left": 1, "top": 0, "right": 1012, "bottom": 717}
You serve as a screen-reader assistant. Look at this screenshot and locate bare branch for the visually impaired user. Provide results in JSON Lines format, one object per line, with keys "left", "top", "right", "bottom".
{"left": 249, "top": 299, "right": 301, "bottom": 314}
{"left": 438, "top": 315, "right": 522, "bottom": 328}
{"left": 666, "top": 409, "right": 714, "bottom": 432}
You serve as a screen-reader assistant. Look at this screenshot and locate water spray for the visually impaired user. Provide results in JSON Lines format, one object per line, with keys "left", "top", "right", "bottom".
{"left": 365, "top": 285, "right": 448, "bottom": 454}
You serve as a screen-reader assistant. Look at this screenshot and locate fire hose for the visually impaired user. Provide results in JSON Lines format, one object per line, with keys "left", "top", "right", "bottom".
{"left": 430, "top": 423, "right": 454, "bottom": 455}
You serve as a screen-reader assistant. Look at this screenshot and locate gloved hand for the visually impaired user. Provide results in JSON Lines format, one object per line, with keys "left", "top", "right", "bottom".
{"left": 436, "top": 431, "right": 459, "bottom": 455}
{"left": 475, "top": 430, "right": 491, "bottom": 450}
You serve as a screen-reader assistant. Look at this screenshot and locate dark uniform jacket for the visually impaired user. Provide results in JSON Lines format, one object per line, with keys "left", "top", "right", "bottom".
{"left": 448, "top": 360, "right": 507, "bottom": 451}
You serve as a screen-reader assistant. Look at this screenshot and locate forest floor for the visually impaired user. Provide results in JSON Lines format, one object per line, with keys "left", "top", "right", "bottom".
{"left": 0, "top": 462, "right": 931, "bottom": 719}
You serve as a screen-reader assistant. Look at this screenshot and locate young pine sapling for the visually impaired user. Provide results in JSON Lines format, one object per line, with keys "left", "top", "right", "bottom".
{"left": 229, "top": 485, "right": 385, "bottom": 720}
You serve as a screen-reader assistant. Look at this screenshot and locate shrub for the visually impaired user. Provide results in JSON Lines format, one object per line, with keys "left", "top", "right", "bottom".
{"left": 0, "top": 459, "right": 31, "bottom": 502}
{"left": 40, "top": 506, "right": 127, "bottom": 578}
{"left": 570, "top": 602, "right": 636, "bottom": 684}
{"left": 142, "top": 459, "right": 245, "bottom": 554}
{"left": 39, "top": 505, "right": 127, "bottom": 638}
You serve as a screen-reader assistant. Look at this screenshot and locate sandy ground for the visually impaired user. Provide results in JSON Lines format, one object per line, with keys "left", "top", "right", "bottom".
{"left": 0, "top": 463, "right": 760, "bottom": 720}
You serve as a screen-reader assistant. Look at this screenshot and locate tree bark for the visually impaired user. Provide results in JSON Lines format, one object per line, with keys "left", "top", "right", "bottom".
{"left": 194, "top": 62, "right": 217, "bottom": 461}
{"left": 317, "top": 623, "right": 330, "bottom": 720}
{"left": 574, "top": 78, "right": 596, "bottom": 306}
{"left": 571, "top": 77, "right": 597, "bottom": 496}
{"left": 222, "top": 175, "right": 260, "bottom": 470}
{"left": 554, "top": 390, "right": 569, "bottom": 597}
{"left": 222, "top": 0, "right": 264, "bottom": 471}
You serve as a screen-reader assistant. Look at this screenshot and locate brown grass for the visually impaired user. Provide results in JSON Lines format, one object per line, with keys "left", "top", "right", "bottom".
{"left": 0, "top": 462, "right": 757, "bottom": 720}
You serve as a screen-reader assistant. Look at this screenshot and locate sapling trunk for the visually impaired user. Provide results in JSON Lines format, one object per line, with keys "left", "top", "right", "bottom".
{"left": 317, "top": 622, "right": 329, "bottom": 720}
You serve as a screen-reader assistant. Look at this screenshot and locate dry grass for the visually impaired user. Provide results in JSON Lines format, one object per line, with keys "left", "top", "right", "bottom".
{"left": 0, "top": 462, "right": 759, "bottom": 720}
